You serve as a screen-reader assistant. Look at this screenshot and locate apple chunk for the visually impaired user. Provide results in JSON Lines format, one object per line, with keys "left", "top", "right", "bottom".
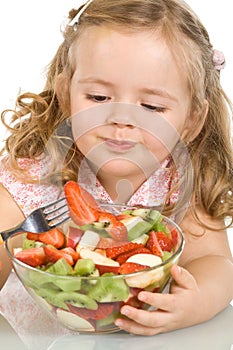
{"left": 76, "top": 231, "right": 100, "bottom": 252}
{"left": 56, "top": 309, "right": 95, "bottom": 332}
{"left": 79, "top": 248, "right": 120, "bottom": 274}
{"left": 125, "top": 253, "right": 164, "bottom": 288}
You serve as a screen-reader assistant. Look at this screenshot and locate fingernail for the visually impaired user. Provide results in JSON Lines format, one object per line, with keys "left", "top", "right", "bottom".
{"left": 138, "top": 292, "right": 146, "bottom": 301}
{"left": 115, "top": 319, "right": 123, "bottom": 327}
{"left": 121, "top": 307, "right": 130, "bottom": 316}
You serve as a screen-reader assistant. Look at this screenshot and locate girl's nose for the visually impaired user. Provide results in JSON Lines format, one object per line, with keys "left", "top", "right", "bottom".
{"left": 105, "top": 103, "right": 137, "bottom": 128}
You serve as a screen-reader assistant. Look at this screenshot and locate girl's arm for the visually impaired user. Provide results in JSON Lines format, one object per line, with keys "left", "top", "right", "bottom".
{"left": 115, "top": 206, "right": 233, "bottom": 335}
{"left": 0, "top": 184, "right": 25, "bottom": 289}
{"left": 177, "top": 207, "right": 233, "bottom": 321}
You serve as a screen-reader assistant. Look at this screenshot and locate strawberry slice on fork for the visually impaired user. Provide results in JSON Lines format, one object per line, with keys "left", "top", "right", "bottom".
{"left": 64, "top": 181, "right": 100, "bottom": 226}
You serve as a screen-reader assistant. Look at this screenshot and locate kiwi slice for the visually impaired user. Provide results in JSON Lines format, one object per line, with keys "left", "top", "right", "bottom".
{"left": 36, "top": 288, "right": 69, "bottom": 310}
{"left": 128, "top": 221, "right": 153, "bottom": 241}
{"left": 74, "top": 258, "right": 95, "bottom": 276}
{"left": 88, "top": 273, "right": 129, "bottom": 302}
{"left": 46, "top": 259, "right": 73, "bottom": 275}
{"left": 54, "top": 278, "right": 81, "bottom": 292}
{"left": 57, "top": 291, "right": 98, "bottom": 310}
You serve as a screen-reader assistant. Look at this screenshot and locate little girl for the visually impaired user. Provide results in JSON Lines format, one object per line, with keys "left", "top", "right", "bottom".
{"left": 0, "top": 0, "right": 233, "bottom": 344}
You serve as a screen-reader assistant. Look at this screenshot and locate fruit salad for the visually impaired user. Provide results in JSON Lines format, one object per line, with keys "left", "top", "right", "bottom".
{"left": 8, "top": 181, "right": 184, "bottom": 333}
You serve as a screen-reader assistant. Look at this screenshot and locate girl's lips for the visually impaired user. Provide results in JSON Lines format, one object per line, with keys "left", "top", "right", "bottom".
{"left": 104, "top": 138, "right": 136, "bottom": 152}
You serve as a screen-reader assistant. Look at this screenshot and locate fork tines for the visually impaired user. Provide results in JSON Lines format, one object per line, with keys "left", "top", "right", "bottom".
{"left": 43, "top": 197, "right": 70, "bottom": 228}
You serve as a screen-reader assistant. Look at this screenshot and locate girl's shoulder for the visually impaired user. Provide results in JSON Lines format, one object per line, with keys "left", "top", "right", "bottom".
{"left": 0, "top": 156, "right": 62, "bottom": 217}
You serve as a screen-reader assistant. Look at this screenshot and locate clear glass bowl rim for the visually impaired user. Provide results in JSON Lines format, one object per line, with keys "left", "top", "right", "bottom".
{"left": 5, "top": 207, "right": 185, "bottom": 280}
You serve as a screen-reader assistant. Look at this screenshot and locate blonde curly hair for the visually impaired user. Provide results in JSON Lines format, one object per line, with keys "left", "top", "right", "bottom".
{"left": 1, "top": 0, "right": 233, "bottom": 226}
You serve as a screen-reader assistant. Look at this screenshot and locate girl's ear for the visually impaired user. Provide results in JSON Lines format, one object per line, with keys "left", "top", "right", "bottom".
{"left": 182, "top": 100, "right": 209, "bottom": 142}
{"left": 54, "top": 73, "right": 70, "bottom": 114}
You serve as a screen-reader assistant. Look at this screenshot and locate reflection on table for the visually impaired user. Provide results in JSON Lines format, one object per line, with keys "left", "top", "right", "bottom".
{"left": 1, "top": 305, "right": 233, "bottom": 350}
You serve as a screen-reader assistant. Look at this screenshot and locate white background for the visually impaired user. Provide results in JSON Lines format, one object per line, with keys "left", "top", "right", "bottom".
{"left": 0, "top": 0, "right": 232, "bottom": 255}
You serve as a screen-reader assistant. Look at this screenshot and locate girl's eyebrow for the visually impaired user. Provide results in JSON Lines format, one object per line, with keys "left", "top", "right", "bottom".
{"left": 139, "top": 87, "right": 178, "bottom": 102}
{"left": 77, "top": 77, "right": 177, "bottom": 102}
{"left": 77, "top": 77, "right": 114, "bottom": 87}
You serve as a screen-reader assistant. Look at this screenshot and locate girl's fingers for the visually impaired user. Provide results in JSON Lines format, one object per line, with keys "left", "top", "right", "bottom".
{"left": 170, "top": 265, "right": 198, "bottom": 290}
{"left": 115, "top": 312, "right": 164, "bottom": 336}
{"left": 115, "top": 265, "right": 199, "bottom": 335}
{"left": 138, "top": 290, "right": 176, "bottom": 312}
{"left": 119, "top": 304, "right": 172, "bottom": 329}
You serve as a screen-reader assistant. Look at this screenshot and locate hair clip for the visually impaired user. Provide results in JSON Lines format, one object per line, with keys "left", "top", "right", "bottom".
{"left": 68, "top": 0, "right": 93, "bottom": 27}
{"left": 213, "top": 49, "right": 226, "bottom": 71}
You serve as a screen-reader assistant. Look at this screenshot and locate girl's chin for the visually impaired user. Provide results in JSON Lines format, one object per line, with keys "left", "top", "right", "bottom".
{"left": 96, "top": 159, "right": 151, "bottom": 178}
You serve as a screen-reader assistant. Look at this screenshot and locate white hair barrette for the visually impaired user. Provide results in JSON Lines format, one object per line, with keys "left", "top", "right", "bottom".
{"left": 68, "top": 0, "right": 93, "bottom": 26}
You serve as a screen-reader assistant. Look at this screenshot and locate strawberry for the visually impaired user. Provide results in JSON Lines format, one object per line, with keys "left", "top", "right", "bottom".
{"left": 171, "top": 228, "right": 178, "bottom": 247}
{"left": 14, "top": 247, "right": 47, "bottom": 267}
{"left": 66, "top": 226, "right": 84, "bottom": 249}
{"left": 43, "top": 245, "right": 74, "bottom": 266}
{"left": 155, "top": 231, "right": 173, "bottom": 252}
{"left": 61, "top": 247, "right": 80, "bottom": 263}
{"left": 146, "top": 230, "right": 164, "bottom": 257}
{"left": 106, "top": 242, "right": 143, "bottom": 259}
{"left": 64, "top": 181, "right": 100, "bottom": 226}
{"left": 26, "top": 232, "right": 39, "bottom": 241}
{"left": 68, "top": 302, "right": 115, "bottom": 320}
{"left": 38, "top": 228, "right": 66, "bottom": 249}
{"left": 98, "top": 212, "right": 128, "bottom": 242}
{"left": 119, "top": 262, "right": 149, "bottom": 274}
{"left": 116, "top": 246, "right": 151, "bottom": 265}
{"left": 97, "top": 237, "right": 123, "bottom": 249}
{"left": 27, "top": 228, "right": 66, "bottom": 249}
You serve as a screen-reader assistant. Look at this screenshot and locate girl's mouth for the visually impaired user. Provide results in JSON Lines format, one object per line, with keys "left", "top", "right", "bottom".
{"left": 104, "top": 138, "right": 136, "bottom": 152}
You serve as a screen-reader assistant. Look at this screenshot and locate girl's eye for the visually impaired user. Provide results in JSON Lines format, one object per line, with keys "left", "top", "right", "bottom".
{"left": 86, "top": 94, "right": 110, "bottom": 103}
{"left": 141, "top": 103, "right": 165, "bottom": 113}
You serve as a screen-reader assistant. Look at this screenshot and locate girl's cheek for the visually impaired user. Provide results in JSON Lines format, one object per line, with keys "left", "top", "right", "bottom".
{"left": 142, "top": 131, "right": 171, "bottom": 161}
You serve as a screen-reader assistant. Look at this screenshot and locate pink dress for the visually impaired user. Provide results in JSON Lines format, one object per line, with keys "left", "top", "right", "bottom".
{"left": 0, "top": 156, "right": 180, "bottom": 349}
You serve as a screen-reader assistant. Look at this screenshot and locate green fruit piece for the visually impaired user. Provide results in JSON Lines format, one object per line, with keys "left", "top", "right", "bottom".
{"left": 131, "top": 208, "right": 162, "bottom": 224}
{"left": 162, "top": 251, "right": 173, "bottom": 262}
{"left": 23, "top": 238, "right": 36, "bottom": 250}
{"left": 54, "top": 278, "right": 81, "bottom": 292}
{"left": 79, "top": 224, "right": 95, "bottom": 231}
{"left": 92, "top": 222, "right": 105, "bottom": 229}
{"left": 128, "top": 220, "right": 153, "bottom": 241}
{"left": 27, "top": 269, "right": 54, "bottom": 288}
{"left": 131, "top": 208, "right": 151, "bottom": 218}
{"left": 80, "top": 224, "right": 109, "bottom": 236}
{"left": 57, "top": 291, "right": 98, "bottom": 310}
{"left": 96, "top": 310, "right": 119, "bottom": 328}
{"left": 36, "top": 287, "right": 69, "bottom": 310}
{"left": 88, "top": 273, "right": 129, "bottom": 302}
{"left": 46, "top": 258, "right": 73, "bottom": 275}
{"left": 148, "top": 209, "right": 163, "bottom": 223}
{"left": 74, "top": 258, "right": 95, "bottom": 276}
{"left": 153, "top": 221, "right": 169, "bottom": 234}
{"left": 132, "top": 233, "right": 149, "bottom": 245}
{"left": 122, "top": 209, "right": 133, "bottom": 215}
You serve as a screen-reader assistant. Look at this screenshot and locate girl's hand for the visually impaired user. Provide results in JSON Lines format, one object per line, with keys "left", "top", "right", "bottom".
{"left": 115, "top": 265, "right": 202, "bottom": 336}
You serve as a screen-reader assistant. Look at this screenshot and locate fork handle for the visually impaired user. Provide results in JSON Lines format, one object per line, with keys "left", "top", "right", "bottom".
{"left": 1, "top": 226, "right": 24, "bottom": 242}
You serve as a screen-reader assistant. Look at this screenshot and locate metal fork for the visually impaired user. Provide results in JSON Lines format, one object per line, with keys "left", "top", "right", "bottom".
{"left": 1, "top": 197, "right": 70, "bottom": 241}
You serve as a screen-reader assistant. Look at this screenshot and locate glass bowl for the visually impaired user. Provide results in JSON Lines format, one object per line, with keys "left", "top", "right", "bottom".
{"left": 5, "top": 204, "right": 184, "bottom": 334}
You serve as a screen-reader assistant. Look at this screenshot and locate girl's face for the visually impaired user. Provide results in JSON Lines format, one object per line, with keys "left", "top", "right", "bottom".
{"left": 68, "top": 26, "right": 192, "bottom": 182}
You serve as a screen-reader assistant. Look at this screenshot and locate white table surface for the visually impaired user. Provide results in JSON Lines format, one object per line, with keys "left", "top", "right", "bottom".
{"left": 1, "top": 304, "right": 233, "bottom": 350}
